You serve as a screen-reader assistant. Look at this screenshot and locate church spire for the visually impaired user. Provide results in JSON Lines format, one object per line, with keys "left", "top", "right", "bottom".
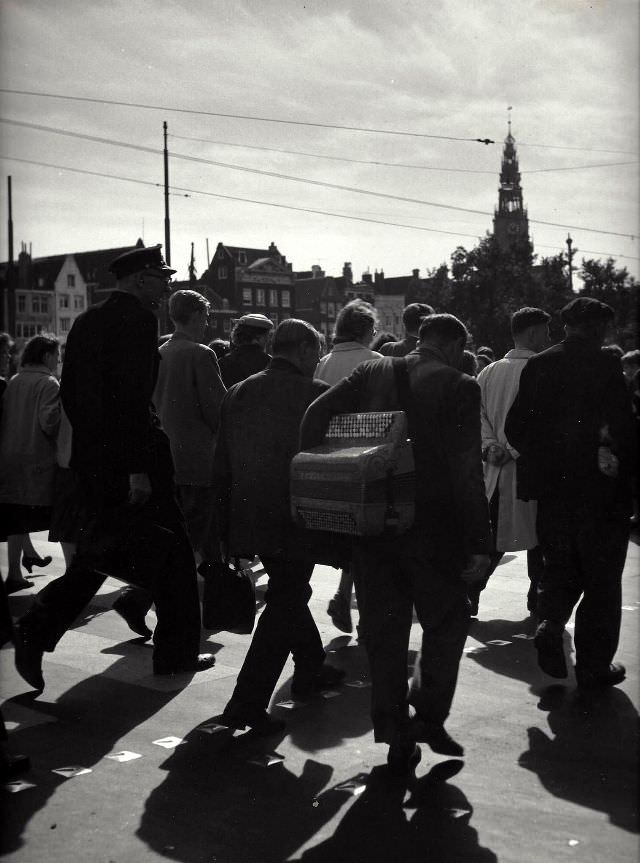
{"left": 493, "top": 113, "right": 529, "bottom": 251}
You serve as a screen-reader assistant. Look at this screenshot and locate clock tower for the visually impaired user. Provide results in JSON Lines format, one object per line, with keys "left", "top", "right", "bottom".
{"left": 493, "top": 119, "right": 530, "bottom": 251}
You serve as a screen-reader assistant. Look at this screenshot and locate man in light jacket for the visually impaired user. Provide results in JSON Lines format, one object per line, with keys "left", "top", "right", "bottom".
{"left": 469, "top": 307, "right": 550, "bottom": 617}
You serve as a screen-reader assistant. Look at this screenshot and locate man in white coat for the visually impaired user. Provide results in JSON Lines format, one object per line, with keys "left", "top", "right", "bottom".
{"left": 469, "top": 307, "right": 550, "bottom": 617}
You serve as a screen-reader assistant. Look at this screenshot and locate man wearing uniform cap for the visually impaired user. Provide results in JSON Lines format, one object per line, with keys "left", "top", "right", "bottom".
{"left": 506, "top": 296, "right": 634, "bottom": 689}
{"left": 13, "top": 244, "right": 215, "bottom": 690}
{"left": 217, "top": 313, "right": 274, "bottom": 388}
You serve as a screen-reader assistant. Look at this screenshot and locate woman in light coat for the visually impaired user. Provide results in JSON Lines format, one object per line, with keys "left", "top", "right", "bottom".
{"left": 0, "top": 334, "right": 61, "bottom": 592}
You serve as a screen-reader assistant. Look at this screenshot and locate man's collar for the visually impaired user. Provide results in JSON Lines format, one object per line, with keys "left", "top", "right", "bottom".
{"left": 505, "top": 348, "right": 536, "bottom": 359}
{"left": 415, "top": 343, "right": 451, "bottom": 365}
{"left": 269, "top": 356, "right": 305, "bottom": 375}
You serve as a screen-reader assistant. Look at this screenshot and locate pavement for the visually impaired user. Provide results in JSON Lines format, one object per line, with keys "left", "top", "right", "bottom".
{"left": 1, "top": 531, "right": 638, "bottom": 863}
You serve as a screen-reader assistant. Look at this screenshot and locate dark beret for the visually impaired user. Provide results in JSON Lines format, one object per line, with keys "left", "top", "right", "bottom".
{"left": 108, "top": 244, "right": 176, "bottom": 279}
{"left": 561, "top": 297, "right": 614, "bottom": 326}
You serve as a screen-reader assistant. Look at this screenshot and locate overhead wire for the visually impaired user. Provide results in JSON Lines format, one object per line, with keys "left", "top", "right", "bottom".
{"left": 0, "top": 88, "right": 637, "bottom": 154}
{"left": 170, "top": 133, "right": 638, "bottom": 175}
{"left": 2, "top": 153, "right": 638, "bottom": 262}
{"left": 1, "top": 116, "right": 636, "bottom": 241}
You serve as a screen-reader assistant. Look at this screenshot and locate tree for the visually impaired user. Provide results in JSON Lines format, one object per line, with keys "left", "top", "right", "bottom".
{"left": 578, "top": 258, "right": 638, "bottom": 348}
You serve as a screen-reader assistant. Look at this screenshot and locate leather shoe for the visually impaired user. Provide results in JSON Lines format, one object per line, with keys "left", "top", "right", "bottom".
{"left": 534, "top": 623, "right": 568, "bottom": 678}
{"left": 112, "top": 595, "right": 153, "bottom": 639}
{"left": 412, "top": 720, "right": 464, "bottom": 757}
{"left": 576, "top": 662, "right": 626, "bottom": 689}
{"left": 14, "top": 623, "right": 45, "bottom": 691}
{"left": 327, "top": 595, "right": 353, "bottom": 634}
{"left": 219, "top": 705, "right": 286, "bottom": 736}
{"left": 154, "top": 653, "right": 216, "bottom": 675}
{"left": 291, "top": 663, "right": 346, "bottom": 699}
{"left": 21, "top": 554, "right": 52, "bottom": 574}
{"left": 5, "top": 577, "right": 33, "bottom": 594}
{"left": 387, "top": 742, "right": 422, "bottom": 776}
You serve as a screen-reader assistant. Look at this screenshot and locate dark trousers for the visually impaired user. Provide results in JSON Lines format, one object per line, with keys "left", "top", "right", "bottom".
{"left": 227, "top": 556, "right": 325, "bottom": 712}
{"left": 352, "top": 529, "right": 470, "bottom": 744}
{"left": 536, "top": 499, "right": 629, "bottom": 674}
{"left": 23, "top": 471, "right": 202, "bottom": 670}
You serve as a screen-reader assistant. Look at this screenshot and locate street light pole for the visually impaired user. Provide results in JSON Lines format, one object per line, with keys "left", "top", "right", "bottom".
{"left": 566, "top": 233, "right": 575, "bottom": 292}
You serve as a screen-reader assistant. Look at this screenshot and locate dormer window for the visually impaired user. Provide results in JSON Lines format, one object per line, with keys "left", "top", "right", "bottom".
{"left": 238, "top": 251, "right": 247, "bottom": 265}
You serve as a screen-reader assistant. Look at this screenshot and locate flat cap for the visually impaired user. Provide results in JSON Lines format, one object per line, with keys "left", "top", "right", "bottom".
{"left": 236, "top": 313, "right": 274, "bottom": 330}
{"left": 561, "top": 297, "right": 614, "bottom": 326}
{"left": 109, "top": 244, "right": 176, "bottom": 279}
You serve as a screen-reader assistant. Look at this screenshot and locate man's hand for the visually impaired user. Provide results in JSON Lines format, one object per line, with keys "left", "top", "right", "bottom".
{"left": 460, "top": 554, "right": 491, "bottom": 584}
{"left": 128, "top": 473, "right": 152, "bottom": 506}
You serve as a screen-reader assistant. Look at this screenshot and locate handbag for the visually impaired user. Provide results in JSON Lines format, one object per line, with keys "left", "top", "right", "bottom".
{"left": 202, "top": 558, "right": 256, "bottom": 634}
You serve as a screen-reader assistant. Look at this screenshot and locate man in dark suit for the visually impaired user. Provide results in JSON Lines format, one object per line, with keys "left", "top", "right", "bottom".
{"left": 378, "top": 302, "right": 434, "bottom": 357}
{"left": 216, "top": 319, "right": 345, "bottom": 735}
{"left": 505, "top": 297, "right": 633, "bottom": 688}
{"left": 300, "top": 314, "right": 491, "bottom": 774}
{"left": 14, "top": 245, "right": 214, "bottom": 690}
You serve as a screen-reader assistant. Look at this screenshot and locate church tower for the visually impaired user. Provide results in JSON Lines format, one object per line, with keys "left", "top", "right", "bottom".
{"left": 493, "top": 118, "right": 529, "bottom": 251}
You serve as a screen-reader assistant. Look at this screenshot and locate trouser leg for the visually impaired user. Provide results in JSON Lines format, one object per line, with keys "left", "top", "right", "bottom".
{"left": 408, "top": 552, "right": 470, "bottom": 727}
{"left": 353, "top": 540, "right": 413, "bottom": 743}
{"left": 573, "top": 517, "right": 628, "bottom": 674}
{"left": 535, "top": 501, "right": 583, "bottom": 629}
{"left": 229, "top": 558, "right": 323, "bottom": 712}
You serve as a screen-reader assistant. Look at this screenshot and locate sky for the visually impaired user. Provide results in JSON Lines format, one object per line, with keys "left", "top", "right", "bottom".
{"left": 0, "top": 0, "right": 638, "bottom": 284}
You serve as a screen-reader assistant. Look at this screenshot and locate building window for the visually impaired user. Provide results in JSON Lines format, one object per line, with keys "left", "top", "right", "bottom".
{"left": 67, "top": 274, "right": 75, "bottom": 288}
{"left": 242, "top": 288, "right": 252, "bottom": 305}
{"left": 59, "top": 294, "right": 69, "bottom": 309}
{"left": 238, "top": 251, "right": 247, "bottom": 265}
{"left": 31, "top": 295, "right": 49, "bottom": 314}
{"left": 269, "top": 289, "right": 278, "bottom": 306}
{"left": 256, "top": 289, "right": 265, "bottom": 306}
{"left": 223, "top": 318, "right": 231, "bottom": 333}
{"left": 38, "top": 277, "right": 45, "bottom": 288}
{"left": 218, "top": 266, "right": 227, "bottom": 279}
{"left": 328, "top": 303, "right": 336, "bottom": 318}
{"left": 60, "top": 318, "right": 71, "bottom": 333}
{"left": 281, "top": 290, "right": 290, "bottom": 308}
{"left": 17, "top": 294, "right": 26, "bottom": 313}
{"left": 73, "top": 295, "right": 85, "bottom": 311}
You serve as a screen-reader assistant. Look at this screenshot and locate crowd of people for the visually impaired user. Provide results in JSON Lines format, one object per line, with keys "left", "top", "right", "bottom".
{"left": 0, "top": 243, "right": 637, "bottom": 778}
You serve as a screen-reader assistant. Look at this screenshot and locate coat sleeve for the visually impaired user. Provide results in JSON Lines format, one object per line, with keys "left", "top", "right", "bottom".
{"left": 504, "top": 361, "right": 535, "bottom": 455}
{"left": 212, "top": 391, "right": 233, "bottom": 545}
{"left": 448, "top": 376, "right": 492, "bottom": 554}
{"left": 477, "top": 368, "right": 499, "bottom": 452}
{"left": 37, "top": 376, "right": 61, "bottom": 439}
{"left": 194, "top": 346, "right": 226, "bottom": 434}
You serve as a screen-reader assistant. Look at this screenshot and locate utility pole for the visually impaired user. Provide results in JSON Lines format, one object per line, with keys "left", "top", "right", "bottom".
{"left": 5, "top": 176, "right": 16, "bottom": 333}
{"left": 566, "top": 234, "right": 576, "bottom": 292}
{"left": 163, "top": 121, "right": 171, "bottom": 265}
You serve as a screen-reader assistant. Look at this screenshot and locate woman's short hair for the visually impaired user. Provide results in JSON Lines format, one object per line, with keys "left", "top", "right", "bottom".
{"left": 370, "top": 331, "right": 397, "bottom": 352}
{"left": 21, "top": 333, "right": 59, "bottom": 367}
{"left": 462, "top": 350, "right": 478, "bottom": 376}
{"left": 334, "top": 299, "right": 378, "bottom": 342}
{"left": 168, "top": 289, "right": 209, "bottom": 324}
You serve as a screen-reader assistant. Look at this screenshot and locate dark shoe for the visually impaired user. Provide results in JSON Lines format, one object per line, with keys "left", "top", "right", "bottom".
{"left": 154, "top": 653, "right": 216, "bottom": 675}
{"left": 21, "top": 554, "right": 52, "bottom": 574}
{"left": 412, "top": 721, "right": 465, "bottom": 757}
{"left": 576, "top": 662, "right": 626, "bottom": 689}
{"left": 112, "top": 596, "right": 153, "bottom": 639}
{"left": 291, "top": 663, "right": 346, "bottom": 699}
{"left": 534, "top": 623, "right": 568, "bottom": 679}
{"left": 327, "top": 595, "right": 353, "bottom": 634}
{"left": 5, "top": 577, "right": 33, "bottom": 594}
{"left": 219, "top": 705, "right": 286, "bottom": 736}
{"left": 14, "top": 622, "right": 45, "bottom": 691}
{"left": 197, "top": 560, "right": 225, "bottom": 583}
{"left": 387, "top": 742, "right": 422, "bottom": 776}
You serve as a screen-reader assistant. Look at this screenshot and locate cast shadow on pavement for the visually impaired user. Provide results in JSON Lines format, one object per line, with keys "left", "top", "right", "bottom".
{"left": 294, "top": 760, "right": 497, "bottom": 863}
{"left": 0, "top": 640, "right": 218, "bottom": 856}
{"left": 137, "top": 728, "right": 497, "bottom": 863}
{"left": 519, "top": 684, "right": 639, "bottom": 833}
{"left": 466, "top": 615, "right": 576, "bottom": 688}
